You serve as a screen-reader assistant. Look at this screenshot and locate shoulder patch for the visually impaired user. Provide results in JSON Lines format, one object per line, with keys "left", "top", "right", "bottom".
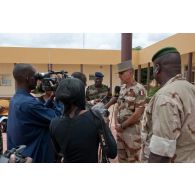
{"left": 139, "top": 89, "right": 145, "bottom": 96}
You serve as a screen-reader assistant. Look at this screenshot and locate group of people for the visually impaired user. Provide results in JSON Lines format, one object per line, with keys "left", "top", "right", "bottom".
{"left": 114, "top": 46, "right": 195, "bottom": 163}
{"left": 3, "top": 64, "right": 117, "bottom": 163}
{"left": 1, "top": 46, "right": 195, "bottom": 163}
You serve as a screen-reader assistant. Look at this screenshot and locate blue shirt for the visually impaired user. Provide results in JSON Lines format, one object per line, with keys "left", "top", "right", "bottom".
{"left": 7, "top": 89, "right": 62, "bottom": 163}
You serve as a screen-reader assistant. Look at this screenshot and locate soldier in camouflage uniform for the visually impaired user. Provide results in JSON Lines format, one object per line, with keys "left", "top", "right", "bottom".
{"left": 0, "top": 127, "right": 2, "bottom": 155}
{"left": 142, "top": 47, "right": 195, "bottom": 163}
{"left": 86, "top": 72, "right": 110, "bottom": 108}
{"left": 114, "top": 60, "right": 146, "bottom": 163}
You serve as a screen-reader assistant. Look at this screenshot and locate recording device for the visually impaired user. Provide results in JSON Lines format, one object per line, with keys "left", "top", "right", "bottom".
{"left": 35, "top": 70, "right": 70, "bottom": 91}
{"left": 0, "top": 145, "right": 27, "bottom": 163}
{"left": 92, "top": 102, "right": 110, "bottom": 118}
{"left": 114, "top": 86, "right": 120, "bottom": 98}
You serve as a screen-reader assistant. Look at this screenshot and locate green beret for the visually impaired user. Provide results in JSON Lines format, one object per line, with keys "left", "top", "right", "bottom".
{"left": 152, "top": 47, "right": 179, "bottom": 62}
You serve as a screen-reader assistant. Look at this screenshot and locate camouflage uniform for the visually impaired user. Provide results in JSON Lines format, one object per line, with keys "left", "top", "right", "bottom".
{"left": 86, "top": 84, "right": 109, "bottom": 108}
{"left": 0, "top": 129, "right": 2, "bottom": 154}
{"left": 141, "top": 75, "right": 195, "bottom": 162}
{"left": 140, "top": 98, "right": 154, "bottom": 162}
{"left": 116, "top": 81, "right": 146, "bottom": 163}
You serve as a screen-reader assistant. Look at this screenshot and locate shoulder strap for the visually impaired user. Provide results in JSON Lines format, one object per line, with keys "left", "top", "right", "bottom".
{"left": 61, "top": 118, "right": 73, "bottom": 163}
{"left": 89, "top": 109, "right": 110, "bottom": 163}
{"left": 51, "top": 117, "right": 72, "bottom": 163}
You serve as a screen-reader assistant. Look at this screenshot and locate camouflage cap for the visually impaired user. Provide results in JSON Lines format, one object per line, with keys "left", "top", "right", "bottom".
{"left": 116, "top": 60, "right": 133, "bottom": 73}
{"left": 95, "top": 72, "right": 104, "bottom": 78}
{"left": 152, "top": 47, "right": 179, "bottom": 62}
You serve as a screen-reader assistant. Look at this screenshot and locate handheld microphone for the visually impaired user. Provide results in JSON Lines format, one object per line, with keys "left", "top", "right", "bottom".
{"left": 114, "top": 86, "right": 120, "bottom": 98}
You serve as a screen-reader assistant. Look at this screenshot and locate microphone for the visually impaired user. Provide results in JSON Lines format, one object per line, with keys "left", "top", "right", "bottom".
{"left": 114, "top": 86, "right": 120, "bottom": 98}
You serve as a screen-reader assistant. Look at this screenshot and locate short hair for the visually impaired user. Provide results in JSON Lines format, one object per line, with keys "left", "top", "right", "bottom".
{"left": 71, "top": 72, "right": 87, "bottom": 86}
{"left": 154, "top": 52, "right": 181, "bottom": 75}
{"left": 152, "top": 47, "right": 179, "bottom": 62}
{"left": 13, "top": 63, "right": 35, "bottom": 83}
{"left": 55, "top": 78, "right": 85, "bottom": 111}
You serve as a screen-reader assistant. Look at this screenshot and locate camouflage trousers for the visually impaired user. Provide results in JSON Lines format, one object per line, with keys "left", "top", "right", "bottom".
{"left": 0, "top": 130, "right": 2, "bottom": 155}
{"left": 140, "top": 143, "right": 149, "bottom": 163}
{"left": 117, "top": 125, "right": 141, "bottom": 163}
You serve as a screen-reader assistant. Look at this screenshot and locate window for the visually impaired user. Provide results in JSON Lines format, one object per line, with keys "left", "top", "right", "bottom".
{"left": 0, "top": 74, "right": 12, "bottom": 86}
{"left": 89, "top": 74, "right": 95, "bottom": 81}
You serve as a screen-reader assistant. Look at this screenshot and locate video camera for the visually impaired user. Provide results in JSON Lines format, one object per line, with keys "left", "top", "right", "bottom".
{"left": 35, "top": 70, "right": 70, "bottom": 91}
{"left": 0, "top": 145, "right": 29, "bottom": 163}
{"left": 92, "top": 102, "right": 110, "bottom": 118}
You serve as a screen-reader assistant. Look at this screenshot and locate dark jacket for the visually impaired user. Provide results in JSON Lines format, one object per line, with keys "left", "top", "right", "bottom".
{"left": 50, "top": 110, "right": 117, "bottom": 163}
{"left": 7, "top": 89, "right": 62, "bottom": 163}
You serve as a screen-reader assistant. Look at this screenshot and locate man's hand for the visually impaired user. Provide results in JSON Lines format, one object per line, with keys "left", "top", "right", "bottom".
{"left": 90, "top": 99, "right": 101, "bottom": 105}
{"left": 9, "top": 154, "right": 33, "bottom": 163}
{"left": 115, "top": 123, "right": 124, "bottom": 132}
{"left": 105, "top": 97, "right": 118, "bottom": 109}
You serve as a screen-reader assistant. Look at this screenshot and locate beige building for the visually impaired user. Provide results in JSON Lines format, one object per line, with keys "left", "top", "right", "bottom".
{"left": 0, "top": 33, "right": 195, "bottom": 98}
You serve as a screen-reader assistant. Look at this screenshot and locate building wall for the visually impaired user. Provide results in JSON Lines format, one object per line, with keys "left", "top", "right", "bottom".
{"left": 1, "top": 33, "right": 195, "bottom": 97}
{"left": 0, "top": 62, "right": 121, "bottom": 98}
{"left": 0, "top": 47, "right": 137, "bottom": 97}
{"left": 0, "top": 63, "right": 15, "bottom": 97}
{"left": 138, "top": 33, "right": 195, "bottom": 68}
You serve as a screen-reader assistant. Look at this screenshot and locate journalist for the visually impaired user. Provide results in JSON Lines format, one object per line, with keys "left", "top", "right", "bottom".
{"left": 7, "top": 63, "right": 62, "bottom": 163}
{"left": 50, "top": 78, "right": 117, "bottom": 163}
{"left": 71, "top": 72, "right": 87, "bottom": 86}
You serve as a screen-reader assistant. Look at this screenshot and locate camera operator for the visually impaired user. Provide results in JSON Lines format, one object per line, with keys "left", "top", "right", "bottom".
{"left": 7, "top": 63, "right": 62, "bottom": 163}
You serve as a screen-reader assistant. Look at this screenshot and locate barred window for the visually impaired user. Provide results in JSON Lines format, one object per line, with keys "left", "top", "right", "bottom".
{"left": 0, "top": 74, "right": 12, "bottom": 86}
{"left": 89, "top": 74, "right": 95, "bottom": 81}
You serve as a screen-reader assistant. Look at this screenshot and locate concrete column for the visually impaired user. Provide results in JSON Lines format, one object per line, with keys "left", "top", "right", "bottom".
{"left": 187, "top": 52, "right": 193, "bottom": 83}
{"left": 147, "top": 62, "right": 150, "bottom": 90}
{"left": 14, "top": 63, "right": 16, "bottom": 91}
{"left": 137, "top": 64, "right": 141, "bottom": 83}
{"left": 121, "top": 33, "right": 132, "bottom": 62}
{"left": 110, "top": 64, "right": 113, "bottom": 92}
{"left": 80, "top": 64, "right": 83, "bottom": 73}
{"left": 48, "top": 64, "right": 53, "bottom": 71}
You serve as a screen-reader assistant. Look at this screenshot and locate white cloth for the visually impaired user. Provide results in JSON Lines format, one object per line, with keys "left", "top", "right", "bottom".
{"left": 149, "top": 135, "right": 176, "bottom": 158}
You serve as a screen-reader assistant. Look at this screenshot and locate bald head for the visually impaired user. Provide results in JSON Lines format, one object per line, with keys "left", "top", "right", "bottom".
{"left": 13, "top": 64, "right": 35, "bottom": 82}
{"left": 13, "top": 63, "right": 37, "bottom": 91}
